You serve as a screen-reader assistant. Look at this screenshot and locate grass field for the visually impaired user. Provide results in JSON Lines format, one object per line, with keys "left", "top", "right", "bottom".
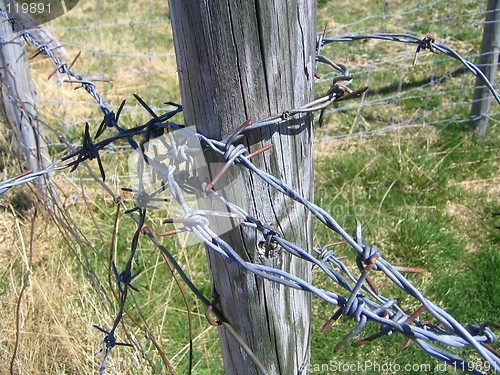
{"left": 0, "top": 0, "right": 498, "bottom": 374}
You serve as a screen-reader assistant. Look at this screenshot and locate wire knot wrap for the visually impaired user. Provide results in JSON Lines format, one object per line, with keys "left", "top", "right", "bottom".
{"left": 259, "top": 223, "right": 282, "bottom": 241}
{"left": 182, "top": 212, "right": 210, "bottom": 228}
{"left": 355, "top": 219, "right": 381, "bottom": 270}
{"left": 326, "top": 76, "right": 353, "bottom": 99}
{"left": 413, "top": 33, "right": 438, "bottom": 66}
{"left": 95, "top": 103, "right": 123, "bottom": 139}
{"left": 111, "top": 257, "right": 140, "bottom": 293}
{"left": 97, "top": 336, "right": 114, "bottom": 371}
{"left": 281, "top": 110, "right": 291, "bottom": 120}
{"left": 356, "top": 245, "right": 380, "bottom": 271}
{"left": 103, "top": 332, "right": 117, "bottom": 349}
{"left": 342, "top": 295, "right": 366, "bottom": 321}
{"left": 65, "top": 122, "right": 106, "bottom": 181}
{"left": 417, "top": 33, "right": 436, "bottom": 54}
{"left": 466, "top": 324, "right": 498, "bottom": 344}
{"left": 224, "top": 143, "right": 248, "bottom": 162}
{"left": 256, "top": 222, "right": 282, "bottom": 257}
{"left": 204, "top": 143, "right": 249, "bottom": 192}
{"left": 173, "top": 143, "right": 190, "bottom": 162}
{"left": 319, "top": 248, "right": 336, "bottom": 263}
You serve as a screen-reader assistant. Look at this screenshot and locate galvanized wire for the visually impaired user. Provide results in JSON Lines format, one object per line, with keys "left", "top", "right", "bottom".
{"left": 1, "top": 9, "right": 499, "bottom": 375}
{"left": 321, "top": 32, "right": 500, "bottom": 105}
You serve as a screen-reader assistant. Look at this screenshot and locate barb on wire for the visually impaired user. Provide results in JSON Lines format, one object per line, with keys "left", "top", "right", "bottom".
{"left": 95, "top": 99, "right": 126, "bottom": 139}
{"left": 132, "top": 94, "right": 184, "bottom": 157}
{"left": 317, "top": 75, "right": 369, "bottom": 126}
{"left": 413, "top": 33, "right": 438, "bottom": 66}
{"left": 65, "top": 123, "right": 106, "bottom": 180}
{"left": 121, "top": 185, "right": 170, "bottom": 213}
{"left": 95, "top": 208, "right": 146, "bottom": 374}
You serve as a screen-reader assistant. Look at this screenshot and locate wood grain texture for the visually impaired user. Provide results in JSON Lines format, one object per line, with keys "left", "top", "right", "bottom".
{"left": 169, "top": 1, "right": 316, "bottom": 373}
{"left": 0, "top": 3, "right": 51, "bottom": 182}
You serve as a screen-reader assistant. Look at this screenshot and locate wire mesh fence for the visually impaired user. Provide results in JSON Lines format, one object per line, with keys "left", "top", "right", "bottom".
{"left": 315, "top": 0, "right": 499, "bottom": 140}
{"left": 0, "top": 0, "right": 499, "bottom": 374}
{"left": 7, "top": 0, "right": 499, "bottom": 178}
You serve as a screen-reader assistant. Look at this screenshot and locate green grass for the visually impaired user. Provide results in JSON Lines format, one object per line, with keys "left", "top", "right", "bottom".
{"left": 312, "top": 124, "right": 499, "bottom": 373}
{"left": 0, "top": 0, "right": 498, "bottom": 374}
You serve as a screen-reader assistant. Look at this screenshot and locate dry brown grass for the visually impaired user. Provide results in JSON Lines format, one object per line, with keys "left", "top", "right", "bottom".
{"left": 0, "top": 191, "right": 183, "bottom": 374}
{"left": 0, "top": 204, "right": 97, "bottom": 374}
{"left": 0, "top": 10, "right": 185, "bottom": 372}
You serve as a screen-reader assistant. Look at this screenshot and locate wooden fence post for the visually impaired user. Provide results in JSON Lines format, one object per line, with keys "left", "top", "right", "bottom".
{"left": 0, "top": 1, "right": 51, "bottom": 192}
{"left": 471, "top": 0, "right": 500, "bottom": 138}
{"left": 168, "top": 1, "right": 316, "bottom": 373}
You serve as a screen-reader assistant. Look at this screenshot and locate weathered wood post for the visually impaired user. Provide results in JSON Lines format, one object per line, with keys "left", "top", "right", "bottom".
{"left": 169, "top": 1, "right": 316, "bottom": 373}
{"left": 471, "top": 0, "right": 500, "bottom": 138}
{"left": 0, "top": 1, "right": 51, "bottom": 190}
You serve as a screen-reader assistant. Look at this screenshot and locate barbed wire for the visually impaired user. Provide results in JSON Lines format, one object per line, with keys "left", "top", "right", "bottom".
{"left": 1, "top": 8, "right": 499, "bottom": 375}
{"left": 313, "top": 0, "right": 498, "bottom": 139}
{"left": 320, "top": 32, "right": 500, "bottom": 105}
